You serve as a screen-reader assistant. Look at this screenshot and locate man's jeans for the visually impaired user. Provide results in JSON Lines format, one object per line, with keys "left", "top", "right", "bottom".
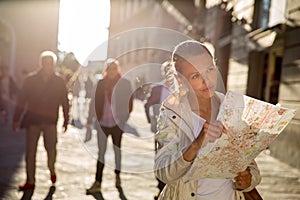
{"left": 25, "top": 124, "right": 57, "bottom": 184}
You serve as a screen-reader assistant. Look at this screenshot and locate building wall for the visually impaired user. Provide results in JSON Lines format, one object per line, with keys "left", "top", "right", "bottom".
{"left": 226, "top": 0, "right": 255, "bottom": 94}
{"left": 240, "top": 0, "right": 300, "bottom": 169}
{"left": 204, "top": 5, "right": 232, "bottom": 88}
{"left": 0, "top": 0, "right": 59, "bottom": 86}
{"left": 108, "top": 0, "right": 190, "bottom": 87}
{"left": 265, "top": 0, "right": 300, "bottom": 169}
{"left": 204, "top": 0, "right": 300, "bottom": 169}
{"left": 269, "top": 0, "right": 286, "bottom": 27}
{"left": 227, "top": 24, "right": 250, "bottom": 94}
{"left": 269, "top": 26, "right": 300, "bottom": 169}
{"left": 0, "top": 17, "right": 13, "bottom": 73}
{"left": 285, "top": 0, "right": 300, "bottom": 27}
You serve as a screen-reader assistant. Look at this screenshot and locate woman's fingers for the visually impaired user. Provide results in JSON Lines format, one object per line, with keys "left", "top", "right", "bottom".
{"left": 203, "top": 121, "right": 223, "bottom": 138}
{"left": 234, "top": 168, "right": 252, "bottom": 190}
{"left": 198, "top": 121, "right": 227, "bottom": 147}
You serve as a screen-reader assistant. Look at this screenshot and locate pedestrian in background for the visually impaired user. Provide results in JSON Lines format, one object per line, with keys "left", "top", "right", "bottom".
{"left": 144, "top": 61, "right": 171, "bottom": 200}
{"left": 0, "top": 65, "right": 18, "bottom": 126}
{"left": 155, "top": 40, "right": 261, "bottom": 199}
{"left": 86, "top": 58, "right": 133, "bottom": 194}
{"left": 145, "top": 83, "right": 167, "bottom": 199}
{"left": 144, "top": 83, "right": 169, "bottom": 134}
{"left": 83, "top": 74, "right": 94, "bottom": 140}
{"left": 84, "top": 80, "right": 96, "bottom": 143}
{"left": 85, "top": 74, "right": 93, "bottom": 100}
{"left": 13, "top": 50, "right": 69, "bottom": 190}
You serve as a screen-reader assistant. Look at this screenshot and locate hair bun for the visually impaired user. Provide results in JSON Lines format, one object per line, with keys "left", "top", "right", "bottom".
{"left": 161, "top": 61, "right": 181, "bottom": 94}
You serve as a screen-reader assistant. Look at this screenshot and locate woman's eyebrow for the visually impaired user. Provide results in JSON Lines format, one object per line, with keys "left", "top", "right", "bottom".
{"left": 198, "top": 64, "right": 215, "bottom": 70}
{"left": 188, "top": 71, "right": 200, "bottom": 77}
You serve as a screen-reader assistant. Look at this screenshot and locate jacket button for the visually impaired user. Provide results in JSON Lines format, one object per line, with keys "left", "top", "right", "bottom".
{"left": 191, "top": 192, "right": 195, "bottom": 197}
{"left": 172, "top": 115, "right": 176, "bottom": 119}
{"left": 161, "top": 108, "right": 165, "bottom": 111}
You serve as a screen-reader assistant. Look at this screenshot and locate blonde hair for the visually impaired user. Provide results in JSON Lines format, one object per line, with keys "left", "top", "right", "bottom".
{"left": 171, "top": 40, "right": 214, "bottom": 73}
{"left": 102, "top": 58, "right": 121, "bottom": 78}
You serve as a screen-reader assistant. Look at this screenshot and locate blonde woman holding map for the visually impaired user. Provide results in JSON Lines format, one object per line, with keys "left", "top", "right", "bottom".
{"left": 155, "top": 40, "right": 261, "bottom": 200}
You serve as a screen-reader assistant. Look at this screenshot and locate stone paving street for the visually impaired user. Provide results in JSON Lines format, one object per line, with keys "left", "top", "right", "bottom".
{"left": 0, "top": 100, "right": 300, "bottom": 200}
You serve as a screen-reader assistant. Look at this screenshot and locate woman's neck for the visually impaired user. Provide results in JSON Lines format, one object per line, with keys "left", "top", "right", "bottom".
{"left": 197, "top": 96, "right": 212, "bottom": 121}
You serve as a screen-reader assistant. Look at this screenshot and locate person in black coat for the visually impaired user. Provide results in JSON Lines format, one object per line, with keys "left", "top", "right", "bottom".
{"left": 86, "top": 58, "right": 133, "bottom": 194}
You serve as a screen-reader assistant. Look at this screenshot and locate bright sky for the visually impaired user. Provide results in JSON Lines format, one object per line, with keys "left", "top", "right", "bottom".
{"left": 58, "top": 0, "right": 110, "bottom": 66}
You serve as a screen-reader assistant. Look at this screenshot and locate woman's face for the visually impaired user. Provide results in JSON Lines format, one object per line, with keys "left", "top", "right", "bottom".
{"left": 180, "top": 52, "right": 217, "bottom": 99}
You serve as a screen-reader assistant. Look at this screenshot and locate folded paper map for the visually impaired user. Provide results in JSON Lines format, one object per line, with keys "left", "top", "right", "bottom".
{"left": 183, "top": 90, "right": 296, "bottom": 182}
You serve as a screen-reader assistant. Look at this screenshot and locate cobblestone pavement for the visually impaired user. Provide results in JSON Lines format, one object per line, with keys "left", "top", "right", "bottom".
{"left": 255, "top": 150, "right": 300, "bottom": 200}
{"left": 0, "top": 100, "right": 299, "bottom": 200}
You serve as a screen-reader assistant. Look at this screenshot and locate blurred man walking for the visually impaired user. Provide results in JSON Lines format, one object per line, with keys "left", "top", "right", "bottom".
{"left": 13, "top": 50, "right": 69, "bottom": 190}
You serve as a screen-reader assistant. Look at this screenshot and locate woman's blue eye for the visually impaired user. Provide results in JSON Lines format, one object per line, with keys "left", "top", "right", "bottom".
{"left": 207, "top": 66, "right": 215, "bottom": 73}
{"left": 191, "top": 73, "right": 200, "bottom": 79}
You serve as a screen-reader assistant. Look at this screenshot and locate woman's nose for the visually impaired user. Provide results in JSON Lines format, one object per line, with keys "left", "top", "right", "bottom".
{"left": 200, "top": 72, "right": 209, "bottom": 83}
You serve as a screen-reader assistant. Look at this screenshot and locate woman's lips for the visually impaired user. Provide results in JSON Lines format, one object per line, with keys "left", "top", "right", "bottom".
{"left": 202, "top": 86, "right": 213, "bottom": 92}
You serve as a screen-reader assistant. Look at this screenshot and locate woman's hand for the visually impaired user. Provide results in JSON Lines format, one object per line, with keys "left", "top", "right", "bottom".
{"left": 183, "top": 121, "right": 225, "bottom": 162}
{"left": 234, "top": 168, "right": 252, "bottom": 190}
{"left": 195, "top": 121, "right": 225, "bottom": 148}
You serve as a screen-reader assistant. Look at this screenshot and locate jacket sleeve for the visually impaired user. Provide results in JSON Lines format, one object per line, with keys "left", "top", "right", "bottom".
{"left": 154, "top": 106, "right": 193, "bottom": 184}
{"left": 10, "top": 77, "right": 19, "bottom": 97}
{"left": 240, "top": 160, "right": 262, "bottom": 192}
{"left": 13, "top": 78, "right": 30, "bottom": 123}
{"left": 125, "top": 80, "right": 133, "bottom": 113}
{"left": 95, "top": 80, "right": 103, "bottom": 121}
{"left": 60, "top": 78, "right": 70, "bottom": 126}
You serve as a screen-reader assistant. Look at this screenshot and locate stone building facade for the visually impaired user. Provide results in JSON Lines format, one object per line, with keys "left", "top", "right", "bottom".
{"left": 0, "top": 0, "right": 59, "bottom": 86}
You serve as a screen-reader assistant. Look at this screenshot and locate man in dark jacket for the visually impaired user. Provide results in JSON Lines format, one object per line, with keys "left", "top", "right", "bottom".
{"left": 13, "top": 50, "right": 69, "bottom": 190}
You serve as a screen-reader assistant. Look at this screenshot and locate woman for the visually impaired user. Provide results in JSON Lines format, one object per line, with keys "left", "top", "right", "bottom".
{"left": 86, "top": 58, "right": 133, "bottom": 194}
{"left": 155, "top": 40, "right": 261, "bottom": 200}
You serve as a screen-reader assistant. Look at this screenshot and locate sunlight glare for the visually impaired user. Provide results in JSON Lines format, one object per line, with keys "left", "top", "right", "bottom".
{"left": 58, "top": 0, "right": 110, "bottom": 65}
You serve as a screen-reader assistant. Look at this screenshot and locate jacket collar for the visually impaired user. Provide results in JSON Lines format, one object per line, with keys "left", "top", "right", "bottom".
{"left": 163, "top": 93, "right": 195, "bottom": 142}
{"left": 162, "top": 91, "right": 224, "bottom": 142}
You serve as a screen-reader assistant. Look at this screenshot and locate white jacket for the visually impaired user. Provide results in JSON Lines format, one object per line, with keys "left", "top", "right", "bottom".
{"left": 155, "top": 92, "right": 261, "bottom": 200}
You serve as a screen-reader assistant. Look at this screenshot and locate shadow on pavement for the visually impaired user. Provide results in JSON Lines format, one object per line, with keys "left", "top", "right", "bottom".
{"left": 19, "top": 186, "right": 55, "bottom": 200}
{"left": 123, "top": 123, "right": 139, "bottom": 137}
{"left": 89, "top": 191, "right": 105, "bottom": 200}
{"left": 20, "top": 188, "right": 34, "bottom": 200}
{"left": 44, "top": 186, "right": 56, "bottom": 200}
{"left": 0, "top": 126, "right": 26, "bottom": 199}
{"left": 117, "top": 186, "right": 128, "bottom": 200}
{"left": 86, "top": 186, "right": 128, "bottom": 200}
